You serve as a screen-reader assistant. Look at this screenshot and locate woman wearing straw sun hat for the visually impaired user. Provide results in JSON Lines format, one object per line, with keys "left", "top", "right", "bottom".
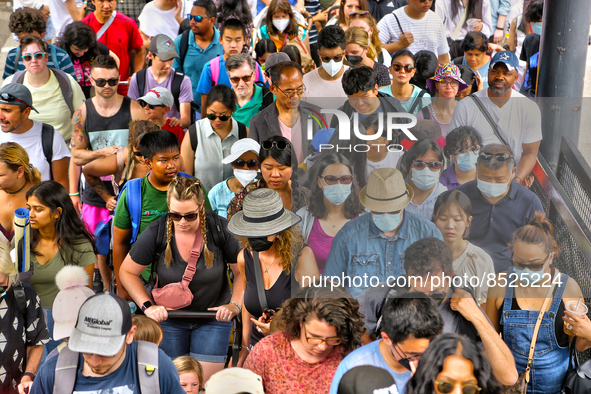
{"left": 228, "top": 188, "right": 320, "bottom": 367}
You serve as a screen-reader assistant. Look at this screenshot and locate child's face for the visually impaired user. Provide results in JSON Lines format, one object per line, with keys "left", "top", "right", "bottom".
{"left": 143, "top": 104, "right": 169, "bottom": 122}
{"left": 146, "top": 149, "right": 181, "bottom": 184}
{"left": 179, "top": 372, "right": 201, "bottom": 394}
{"left": 220, "top": 28, "right": 245, "bottom": 58}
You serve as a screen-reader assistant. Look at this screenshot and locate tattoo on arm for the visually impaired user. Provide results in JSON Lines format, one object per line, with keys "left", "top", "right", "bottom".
{"left": 71, "top": 108, "right": 87, "bottom": 149}
{"left": 86, "top": 174, "right": 113, "bottom": 203}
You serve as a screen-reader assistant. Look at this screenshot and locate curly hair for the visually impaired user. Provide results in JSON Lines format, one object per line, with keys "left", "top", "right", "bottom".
{"left": 9, "top": 7, "right": 46, "bottom": 35}
{"left": 279, "top": 286, "right": 365, "bottom": 356}
{"left": 403, "top": 237, "right": 453, "bottom": 277}
{"left": 57, "top": 22, "right": 101, "bottom": 61}
{"left": 443, "top": 126, "right": 483, "bottom": 159}
{"left": 407, "top": 333, "right": 503, "bottom": 394}
{"left": 240, "top": 226, "right": 304, "bottom": 274}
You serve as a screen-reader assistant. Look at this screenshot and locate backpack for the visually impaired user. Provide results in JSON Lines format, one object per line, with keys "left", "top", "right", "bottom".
{"left": 118, "top": 172, "right": 193, "bottom": 244}
{"left": 39, "top": 123, "right": 55, "bottom": 180}
{"left": 53, "top": 340, "right": 160, "bottom": 394}
{"left": 177, "top": 30, "right": 191, "bottom": 73}
{"left": 257, "top": 81, "right": 274, "bottom": 111}
{"left": 13, "top": 68, "right": 74, "bottom": 116}
{"left": 209, "top": 56, "right": 261, "bottom": 86}
{"left": 136, "top": 68, "right": 186, "bottom": 115}
{"left": 189, "top": 121, "right": 247, "bottom": 152}
{"left": 408, "top": 89, "right": 429, "bottom": 115}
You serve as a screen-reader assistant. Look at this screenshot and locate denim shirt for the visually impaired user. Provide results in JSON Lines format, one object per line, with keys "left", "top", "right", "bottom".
{"left": 324, "top": 211, "right": 443, "bottom": 297}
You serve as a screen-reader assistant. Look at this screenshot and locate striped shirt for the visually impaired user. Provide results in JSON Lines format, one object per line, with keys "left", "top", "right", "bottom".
{"left": 305, "top": 0, "right": 322, "bottom": 45}
{"left": 377, "top": 8, "right": 450, "bottom": 57}
{"left": 3, "top": 43, "right": 76, "bottom": 80}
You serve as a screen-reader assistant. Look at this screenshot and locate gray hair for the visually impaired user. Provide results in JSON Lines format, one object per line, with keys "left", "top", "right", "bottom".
{"left": 225, "top": 53, "right": 256, "bottom": 74}
{"left": 476, "top": 143, "right": 515, "bottom": 172}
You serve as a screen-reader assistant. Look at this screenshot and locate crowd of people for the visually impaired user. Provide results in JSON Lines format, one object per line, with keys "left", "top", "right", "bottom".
{"left": 1, "top": 0, "right": 589, "bottom": 393}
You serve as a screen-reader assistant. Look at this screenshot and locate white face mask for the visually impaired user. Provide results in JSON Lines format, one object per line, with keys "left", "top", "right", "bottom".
{"left": 272, "top": 19, "right": 290, "bottom": 33}
{"left": 234, "top": 169, "right": 258, "bottom": 187}
{"left": 321, "top": 59, "right": 344, "bottom": 77}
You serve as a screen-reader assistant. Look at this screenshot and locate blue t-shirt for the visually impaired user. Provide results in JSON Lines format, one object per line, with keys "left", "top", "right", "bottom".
{"left": 31, "top": 341, "right": 186, "bottom": 394}
{"left": 461, "top": 56, "right": 490, "bottom": 88}
{"left": 329, "top": 339, "right": 410, "bottom": 394}
{"left": 196, "top": 56, "right": 266, "bottom": 96}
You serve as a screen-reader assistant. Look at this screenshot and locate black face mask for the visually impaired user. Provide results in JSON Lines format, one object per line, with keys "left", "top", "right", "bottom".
{"left": 346, "top": 55, "right": 363, "bottom": 67}
{"left": 248, "top": 237, "right": 276, "bottom": 252}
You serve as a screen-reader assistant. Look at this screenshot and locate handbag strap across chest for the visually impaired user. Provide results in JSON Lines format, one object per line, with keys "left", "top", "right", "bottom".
{"left": 181, "top": 232, "right": 203, "bottom": 287}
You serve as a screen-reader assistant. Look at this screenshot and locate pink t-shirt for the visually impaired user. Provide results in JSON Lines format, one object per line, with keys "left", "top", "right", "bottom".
{"left": 279, "top": 116, "right": 303, "bottom": 164}
{"left": 244, "top": 330, "right": 342, "bottom": 394}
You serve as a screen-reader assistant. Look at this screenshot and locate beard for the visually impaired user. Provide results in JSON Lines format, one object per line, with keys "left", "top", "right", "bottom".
{"left": 489, "top": 80, "right": 512, "bottom": 96}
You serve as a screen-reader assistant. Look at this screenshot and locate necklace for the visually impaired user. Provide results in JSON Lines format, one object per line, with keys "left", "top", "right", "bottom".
{"left": 519, "top": 286, "right": 540, "bottom": 310}
{"left": 6, "top": 181, "right": 27, "bottom": 206}
{"left": 263, "top": 258, "right": 278, "bottom": 273}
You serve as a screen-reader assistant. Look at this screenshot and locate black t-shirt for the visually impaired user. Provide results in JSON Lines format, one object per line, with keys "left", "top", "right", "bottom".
{"left": 519, "top": 33, "right": 541, "bottom": 96}
{"left": 130, "top": 212, "right": 241, "bottom": 313}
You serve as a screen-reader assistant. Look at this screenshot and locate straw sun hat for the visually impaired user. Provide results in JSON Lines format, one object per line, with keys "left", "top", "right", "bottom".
{"left": 359, "top": 168, "right": 413, "bottom": 212}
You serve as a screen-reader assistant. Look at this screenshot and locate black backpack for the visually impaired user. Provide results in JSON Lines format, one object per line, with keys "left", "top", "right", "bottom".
{"left": 136, "top": 68, "right": 186, "bottom": 115}
{"left": 189, "top": 121, "right": 247, "bottom": 152}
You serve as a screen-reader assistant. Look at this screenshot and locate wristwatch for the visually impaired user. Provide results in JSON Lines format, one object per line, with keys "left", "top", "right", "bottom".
{"left": 141, "top": 301, "right": 153, "bottom": 312}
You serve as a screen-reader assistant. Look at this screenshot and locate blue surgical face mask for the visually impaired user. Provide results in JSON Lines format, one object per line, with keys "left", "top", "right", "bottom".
{"left": 323, "top": 183, "right": 352, "bottom": 206}
{"left": 372, "top": 211, "right": 403, "bottom": 233}
{"left": 477, "top": 178, "right": 510, "bottom": 198}
{"left": 455, "top": 151, "right": 479, "bottom": 172}
{"left": 411, "top": 167, "right": 440, "bottom": 191}
{"left": 513, "top": 263, "right": 548, "bottom": 285}
{"left": 530, "top": 22, "right": 542, "bottom": 35}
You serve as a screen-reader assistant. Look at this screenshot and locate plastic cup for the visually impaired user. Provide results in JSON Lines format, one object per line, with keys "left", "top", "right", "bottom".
{"left": 564, "top": 300, "right": 588, "bottom": 335}
{"left": 466, "top": 18, "right": 479, "bottom": 32}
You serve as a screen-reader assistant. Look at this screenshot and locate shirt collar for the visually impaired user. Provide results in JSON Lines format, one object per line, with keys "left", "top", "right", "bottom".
{"left": 189, "top": 28, "right": 221, "bottom": 50}
{"left": 204, "top": 118, "right": 238, "bottom": 138}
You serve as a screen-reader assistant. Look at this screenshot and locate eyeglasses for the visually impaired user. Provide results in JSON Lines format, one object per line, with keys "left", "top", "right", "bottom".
{"left": 349, "top": 10, "right": 370, "bottom": 17}
{"left": 92, "top": 77, "right": 119, "bottom": 87}
{"left": 138, "top": 100, "right": 166, "bottom": 110}
{"left": 511, "top": 253, "right": 551, "bottom": 271}
{"left": 391, "top": 64, "right": 415, "bottom": 73}
{"left": 478, "top": 152, "right": 513, "bottom": 161}
{"left": 412, "top": 160, "right": 442, "bottom": 171}
{"left": 187, "top": 14, "right": 208, "bottom": 22}
{"left": 275, "top": 84, "right": 306, "bottom": 98}
{"left": 232, "top": 159, "right": 258, "bottom": 170}
{"left": 0, "top": 92, "right": 30, "bottom": 108}
{"left": 303, "top": 325, "right": 341, "bottom": 346}
{"left": 319, "top": 175, "right": 354, "bottom": 185}
{"left": 319, "top": 52, "right": 344, "bottom": 63}
{"left": 437, "top": 80, "right": 460, "bottom": 87}
{"left": 261, "top": 140, "right": 289, "bottom": 150}
{"left": 21, "top": 52, "right": 45, "bottom": 62}
{"left": 435, "top": 381, "right": 481, "bottom": 394}
{"left": 229, "top": 72, "right": 254, "bottom": 84}
{"left": 392, "top": 344, "right": 422, "bottom": 371}
{"left": 206, "top": 113, "right": 231, "bottom": 121}
{"left": 169, "top": 211, "right": 199, "bottom": 221}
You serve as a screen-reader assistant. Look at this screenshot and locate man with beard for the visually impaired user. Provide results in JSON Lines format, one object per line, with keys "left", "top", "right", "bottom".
{"left": 69, "top": 55, "right": 145, "bottom": 291}
{"left": 449, "top": 51, "right": 541, "bottom": 187}
{"left": 226, "top": 54, "right": 273, "bottom": 128}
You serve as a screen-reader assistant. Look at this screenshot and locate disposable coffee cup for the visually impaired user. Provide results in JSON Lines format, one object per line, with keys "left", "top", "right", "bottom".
{"left": 564, "top": 300, "right": 588, "bottom": 336}
{"left": 466, "top": 18, "right": 479, "bottom": 32}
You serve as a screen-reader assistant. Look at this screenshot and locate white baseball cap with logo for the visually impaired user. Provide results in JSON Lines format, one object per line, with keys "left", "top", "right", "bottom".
{"left": 138, "top": 86, "right": 174, "bottom": 108}
{"left": 68, "top": 292, "right": 132, "bottom": 357}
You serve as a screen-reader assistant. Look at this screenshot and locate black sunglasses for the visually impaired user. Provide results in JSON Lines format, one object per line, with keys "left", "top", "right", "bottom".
{"left": 139, "top": 100, "right": 166, "bottom": 110}
{"left": 261, "top": 140, "right": 289, "bottom": 150}
{"left": 0, "top": 92, "right": 30, "bottom": 108}
{"left": 206, "top": 113, "right": 231, "bottom": 121}
{"left": 511, "top": 252, "right": 551, "bottom": 271}
{"left": 412, "top": 160, "right": 442, "bottom": 171}
{"left": 93, "top": 77, "right": 119, "bottom": 87}
{"left": 479, "top": 151, "right": 513, "bottom": 161}
{"left": 133, "top": 151, "right": 143, "bottom": 157}
{"left": 229, "top": 73, "right": 254, "bottom": 84}
{"left": 169, "top": 212, "right": 199, "bottom": 221}
{"left": 393, "top": 344, "right": 422, "bottom": 371}
{"left": 436, "top": 381, "right": 481, "bottom": 394}
{"left": 232, "top": 159, "right": 258, "bottom": 170}
{"left": 319, "top": 175, "right": 354, "bottom": 185}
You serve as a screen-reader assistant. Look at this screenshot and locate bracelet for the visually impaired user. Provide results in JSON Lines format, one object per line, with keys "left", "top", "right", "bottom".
{"left": 69, "top": 192, "right": 80, "bottom": 196}
{"left": 230, "top": 301, "right": 241, "bottom": 313}
{"left": 23, "top": 372, "right": 35, "bottom": 381}
{"left": 496, "top": 27, "right": 503, "bottom": 31}
{"left": 514, "top": 176, "right": 523, "bottom": 183}
{"left": 242, "top": 344, "right": 253, "bottom": 352}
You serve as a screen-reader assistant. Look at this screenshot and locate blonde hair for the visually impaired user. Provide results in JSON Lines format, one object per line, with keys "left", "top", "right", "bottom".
{"left": 122, "top": 120, "right": 159, "bottom": 183}
{"left": 0, "top": 242, "right": 18, "bottom": 286}
{"left": 165, "top": 176, "right": 213, "bottom": 268}
{"left": 0, "top": 142, "right": 42, "bottom": 185}
{"left": 173, "top": 356, "right": 204, "bottom": 390}
{"left": 132, "top": 315, "right": 163, "bottom": 345}
{"left": 345, "top": 26, "right": 370, "bottom": 51}
{"left": 240, "top": 225, "right": 304, "bottom": 274}
{"left": 349, "top": 13, "right": 381, "bottom": 60}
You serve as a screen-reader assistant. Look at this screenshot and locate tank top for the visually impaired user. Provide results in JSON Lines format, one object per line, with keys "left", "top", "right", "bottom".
{"left": 82, "top": 97, "right": 132, "bottom": 208}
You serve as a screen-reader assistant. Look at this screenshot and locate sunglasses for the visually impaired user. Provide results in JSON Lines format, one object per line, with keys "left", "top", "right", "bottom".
{"left": 0, "top": 92, "right": 30, "bottom": 107}
{"left": 169, "top": 211, "right": 199, "bottom": 222}
{"left": 349, "top": 10, "right": 370, "bottom": 17}
{"left": 229, "top": 73, "right": 254, "bottom": 84}
{"left": 511, "top": 253, "right": 551, "bottom": 271}
{"left": 261, "top": 140, "right": 289, "bottom": 150}
{"left": 412, "top": 160, "right": 442, "bottom": 171}
{"left": 436, "top": 381, "right": 481, "bottom": 394}
{"left": 187, "top": 14, "right": 208, "bottom": 22}
{"left": 22, "top": 52, "right": 45, "bottom": 62}
{"left": 206, "top": 113, "right": 231, "bottom": 121}
{"left": 319, "top": 53, "right": 344, "bottom": 63}
{"left": 392, "top": 344, "right": 422, "bottom": 371}
{"left": 391, "top": 64, "right": 415, "bottom": 73}
{"left": 138, "top": 100, "right": 166, "bottom": 110}
{"left": 133, "top": 151, "right": 143, "bottom": 157}
{"left": 478, "top": 152, "right": 513, "bottom": 161}
{"left": 232, "top": 159, "right": 258, "bottom": 170}
{"left": 93, "top": 77, "right": 119, "bottom": 87}
{"left": 319, "top": 175, "right": 354, "bottom": 185}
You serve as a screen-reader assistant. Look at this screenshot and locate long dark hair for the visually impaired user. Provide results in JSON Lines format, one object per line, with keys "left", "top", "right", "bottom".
{"left": 266, "top": 0, "right": 299, "bottom": 36}
{"left": 57, "top": 22, "right": 101, "bottom": 61}
{"left": 26, "top": 181, "right": 97, "bottom": 257}
{"left": 451, "top": 0, "right": 483, "bottom": 27}
{"left": 217, "top": 0, "right": 252, "bottom": 25}
{"left": 407, "top": 333, "right": 502, "bottom": 394}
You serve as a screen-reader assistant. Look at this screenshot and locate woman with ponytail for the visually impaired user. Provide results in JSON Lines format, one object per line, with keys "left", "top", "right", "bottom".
{"left": 119, "top": 176, "right": 243, "bottom": 383}
{"left": 486, "top": 212, "right": 591, "bottom": 394}
{"left": 0, "top": 142, "right": 42, "bottom": 244}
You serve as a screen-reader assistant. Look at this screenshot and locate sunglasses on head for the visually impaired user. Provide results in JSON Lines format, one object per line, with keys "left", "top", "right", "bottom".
{"left": 139, "top": 100, "right": 166, "bottom": 110}
{"left": 319, "top": 175, "right": 354, "bottom": 185}
{"left": 391, "top": 64, "right": 415, "bottom": 73}
{"left": 169, "top": 212, "right": 199, "bottom": 221}
{"left": 0, "top": 92, "right": 30, "bottom": 108}
{"left": 349, "top": 10, "right": 370, "bottom": 17}
{"left": 478, "top": 152, "right": 513, "bottom": 161}
{"left": 412, "top": 160, "right": 442, "bottom": 171}
{"left": 229, "top": 73, "right": 254, "bottom": 84}
{"left": 93, "top": 77, "right": 119, "bottom": 87}
{"left": 187, "top": 14, "right": 208, "bottom": 22}
{"left": 261, "top": 140, "right": 289, "bottom": 150}
{"left": 232, "top": 159, "right": 258, "bottom": 170}
{"left": 436, "top": 381, "right": 481, "bottom": 394}
{"left": 21, "top": 52, "right": 45, "bottom": 62}
{"left": 206, "top": 113, "right": 231, "bottom": 121}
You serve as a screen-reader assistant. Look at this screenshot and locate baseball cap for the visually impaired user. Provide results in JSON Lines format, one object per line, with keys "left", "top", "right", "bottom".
{"left": 205, "top": 368, "right": 264, "bottom": 394}
{"left": 68, "top": 292, "right": 132, "bottom": 357}
{"left": 222, "top": 138, "right": 261, "bottom": 164}
{"left": 0, "top": 83, "right": 38, "bottom": 113}
{"left": 490, "top": 51, "right": 519, "bottom": 72}
{"left": 138, "top": 86, "right": 174, "bottom": 108}
{"left": 264, "top": 52, "right": 291, "bottom": 73}
{"left": 337, "top": 366, "right": 397, "bottom": 394}
{"left": 149, "top": 34, "right": 179, "bottom": 61}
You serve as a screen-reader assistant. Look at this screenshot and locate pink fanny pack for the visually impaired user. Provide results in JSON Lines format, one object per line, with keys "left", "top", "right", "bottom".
{"left": 152, "top": 233, "right": 202, "bottom": 310}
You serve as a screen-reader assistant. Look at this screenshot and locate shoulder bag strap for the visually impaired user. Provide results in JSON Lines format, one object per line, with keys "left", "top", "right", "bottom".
{"left": 96, "top": 11, "right": 117, "bottom": 41}
{"left": 137, "top": 341, "right": 160, "bottom": 394}
{"left": 393, "top": 13, "right": 404, "bottom": 34}
{"left": 469, "top": 94, "right": 510, "bottom": 147}
{"left": 253, "top": 251, "right": 268, "bottom": 311}
{"left": 450, "top": 4, "right": 469, "bottom": 40}
{"left": 189, "top": 123, "right": 198, "bottom": 152}
{"left": 53, "top": 347, "right": 79, "bottom": 394}
{"left": 180, "top": 230, "right": 203, "bottom": 287}
{"left": 408, "top": 89, "right": 427, "bottom": 115}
